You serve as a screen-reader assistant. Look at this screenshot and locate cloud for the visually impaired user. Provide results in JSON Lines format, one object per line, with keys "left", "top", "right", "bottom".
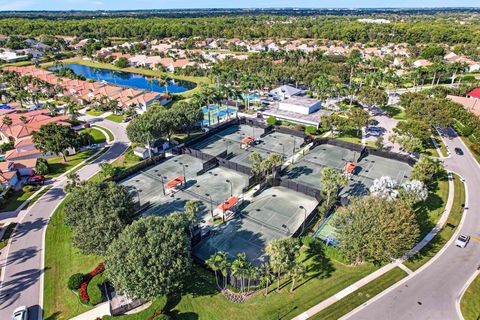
{"left": 0, "top": 1, "right": 35, "bottom": 10}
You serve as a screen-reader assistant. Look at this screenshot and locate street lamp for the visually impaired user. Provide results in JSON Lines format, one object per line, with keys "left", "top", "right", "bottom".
{"left": 299, "top": 205, "right": 307, "bottom": 234}
{"left": 279, "top": 143, "right": 285, "bottom": 159}
{"left": 179, "top": 162, "right": 188, "bottom": 185}
{"left": 158, "top": 174, "right": 166, "bottom": 195}
{"left": 226, "top": 179, "right": 233, "bottom": 197}
{"left": 205, "top": 193, "right": 214, "bottom": 219}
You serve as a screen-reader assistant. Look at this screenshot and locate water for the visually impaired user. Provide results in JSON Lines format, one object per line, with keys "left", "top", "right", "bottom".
{"left": 49, "top": 64, "right": 195, "bottom": 94}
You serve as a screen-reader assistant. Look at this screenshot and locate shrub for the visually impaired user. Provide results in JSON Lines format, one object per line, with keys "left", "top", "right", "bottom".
{"left": 266, "top": 116, "right": 277, "bottom": 125}
{"left": 79, "top": 282, "right": 89, "bottom": 302}
{"left": 302, "top": 236, "right": 315, "bottom": 248}
{"left": 35, "top": 158, "right": 49, "bottom": 175}
{"left": 0, "top": 141, "right": 14, "bottom": 153}
{"left": 89, "top": 262, "right": 105, "bottom": 277}
{"left": 87, "top": 274, "right": 106, "bottom": 305}
{"left": 67, "top": 273, "right": 85, "bottom": 290}
{"left": 294, "top": 124, "right": 304, "bottom": 131}
{"left": 471, "top": 143, "right": 480, "bottom": 155}
{"left": 305, "top": 126, "right": 317, "bottom": 135}
{"left": 22, "top": 185, "right": 36, "bottom": 193}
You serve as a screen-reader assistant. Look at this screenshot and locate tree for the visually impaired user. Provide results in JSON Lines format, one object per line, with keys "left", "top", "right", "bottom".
{"left": 206, "top": 252, "right": 224, "bottom": 290}
{"left": 335, "top": 196, "right": 419, "bottom": 264}
{"left": 248, "top": 151, "right": 263, "bottom": 177}
{"left": 65, "top": 171, "right": 80, "bottom": 193}
{"left": 64, "top": 181, "right": 135, "bottom": 255}
{"left": 259, "top": 263, "right": 273, "bottom": 296}
{"left": 265, "top": 238, "right": 300, "bottom": 292}
{"left": 399, "top": 180, "right": 428, "bottom": 207}
{"left": 411, "top": 156, "right": 442, "bottom": 184}
{"left": 106, "top": 214, "right": 192, "bottom": 299}
{"left": 369, "top": 176, "right": 399, "bottom": 199}
{"left": 99, "top": 162, "right": 118, "bottom": 178}
{"left": 349, "top": 108, "right": 369, "bottom": 136}
{"left": 114, "top": 57, "right": 129, "bottom": 68}
{"left": 320, "top": 167, "right": 348, "bottom": 211}
{"left": 32, "top": 123, "right": 79, "bottom": 162}
{"left": 172, "top": 101, "right": 203, "bottom": 135}
{"left": 374, "top": 136, "right": 384, "bottom": 150}
{"left": 126, "top": 108, "right": 163, "bottom": 158}
{"left": 357, "top": 87, "right": 388, "bottom": 108}
{"left": 64, "top": 102, "right": 79, "bottom": 120}
{"left": 289, "top": 263, "right": 306, "bottom": 293}
{"left": 231, "top": 253, "right": 247, "bottom": 294}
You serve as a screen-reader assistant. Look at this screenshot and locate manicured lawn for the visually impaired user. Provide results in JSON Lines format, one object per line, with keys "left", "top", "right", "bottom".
{"left": 334, "top": 130, "right": 362, "bottom": 145}
{"left": 461, "top": 273, "right": 480, "bottom": 320}
{"left": 0, "top": 223, "right": 18, "bottom": 250}
{"left": 414, "top": 171, "right": 450, "bottom": 240}
{"left": 106, "top": 114, "right": 126, "bottom": 123}
{"left": 43, "top": 197, "right": 102, "bottom": 320}
{"left": 311, "top": 267, "right": 408, "bottom": 320}
{"left": 79, "top": 127, "right": 106, "bottom": 144}
{"left": 383, "top": 105, "right": 407, "bottom": 120}
{"left": 46, "top": 150, "right": 97, "bottom": 178}
{"left": 405, "top": 174, "right": 465, "bottom": 271}
{"left": 0, "top": 188, "right": 37, "bottom": 212}
{"left": 461, "top": 136, "right": 480, "bottom": 165}
{"left": 85, "top": 110, "right": 105, "bottom": 116}
{"left": 103, "top": 297, "right": 168, "bottom": 320}
{"left": 94, "top": 125, "right": 115, "bottom": 141}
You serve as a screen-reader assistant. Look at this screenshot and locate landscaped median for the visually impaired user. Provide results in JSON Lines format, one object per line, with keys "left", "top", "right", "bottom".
{"left": 461, "top": 272, "right": 480, "bottom": 320}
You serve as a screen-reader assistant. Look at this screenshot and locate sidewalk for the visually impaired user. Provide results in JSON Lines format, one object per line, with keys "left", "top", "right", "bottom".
{"left": 292, "top": 171, "right": 456, "bottom": 320}
{"left": 70, "top": 302, "right": 111, "bottom": 320}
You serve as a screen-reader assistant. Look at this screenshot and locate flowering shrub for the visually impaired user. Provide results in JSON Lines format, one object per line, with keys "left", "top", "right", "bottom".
{"left": 79, "top": 282, "right": 89, "bottom": 302}
{"left": 89, "top": 263, "right": 105, "bottom": 277}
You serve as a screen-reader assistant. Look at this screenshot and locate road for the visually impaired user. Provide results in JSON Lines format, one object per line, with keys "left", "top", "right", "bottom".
{"left": 0, "top": 117, "right": 129, "bottom": 320}
{"left": 346, "top": 127, "right": 480, "bottom": 320}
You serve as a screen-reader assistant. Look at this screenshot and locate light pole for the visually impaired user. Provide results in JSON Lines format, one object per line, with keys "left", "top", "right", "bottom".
{"left": 179, "top": 162, "right": 188, "bottom": 185}
{"left": 299, "top": 205, "right": 307, "bottom": 234}
{"left": 205, "top": 193, "right": 214, "bottom": 219}
{"left": 279, "top": 143, "right": 285, "bottom": 159}
{"left": 158, "top": 174, "right": 166, "bottom": 195}
{"left": 226, "top": 179, "right": 233, "bottom": 197}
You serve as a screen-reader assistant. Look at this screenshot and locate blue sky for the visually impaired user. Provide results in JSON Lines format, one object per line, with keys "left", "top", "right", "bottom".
{"left": 0, "top": 0, "right": 479, "bottom": 11}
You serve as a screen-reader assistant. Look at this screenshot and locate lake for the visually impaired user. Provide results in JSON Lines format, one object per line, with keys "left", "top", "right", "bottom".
{"left": 49, "top": 64, "right": 196, "bottom": 94}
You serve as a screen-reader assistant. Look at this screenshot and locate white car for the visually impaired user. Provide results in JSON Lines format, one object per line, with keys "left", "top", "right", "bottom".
{"left": 456, "top": 234, "right": 470, "bottom": 248}
{"left": 12, "top": 306, "right": 28, "bottom": 320}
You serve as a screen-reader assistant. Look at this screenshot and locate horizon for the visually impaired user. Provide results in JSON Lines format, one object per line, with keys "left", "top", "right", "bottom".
{"left": 1, "top": 1, "right": 480, "bottom": 12}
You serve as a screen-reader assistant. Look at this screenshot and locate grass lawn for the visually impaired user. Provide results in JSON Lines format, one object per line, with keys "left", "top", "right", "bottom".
{"left": 46, "top": 150, "right": 97, "bottom": 178}
{"left": 383, "top": 105, "right": 407, "bottom": 120}
{"left": 51, "top": 57, "right": 211, "bottom": 98}
{"left": 405, "top": 174, "right": 465, "bottom": 271}
{"left": 334, "top": 130, "right": 362, "bottom": 145}
{"left": 0, "top": 223, "right": 18, "bottom": 250}
{"left": 79, "top": 127, "right": 106, "bottom": 144}
{"left": 25, "top": 186, "right": 53, "bottom": 210}
{"left": 94, "top": 125, "right": 115, "bottom": 141}
{"left": 461, "top": 273, "right": 480, "bottom": 320}
{"left": 102, "top": 297, "right": 168, "bottom": 320}
{"left": 311, "top": 267, "right": 408, "bottom": 320}
{"left": 105, "top": 114, "right": 126, "bottom": 123}
{"left": 414, "top": 171, "right": 450, "bottom": 240}
{"left": 461, "top": 136, "right": 480, "bottom": 165}
{"left": 43, "top": 197, "right": 102, "bottom": 320}
{"left": 85, "top": 110, "right": 105, "bottom": 117}
{"left": 0, "top": 188, "right": 37, "bottom": 212}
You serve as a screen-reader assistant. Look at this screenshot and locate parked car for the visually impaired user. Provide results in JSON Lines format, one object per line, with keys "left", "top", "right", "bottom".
{"left": 87, "top": 144, "right": 99, "bottom": 150}
{"left": 456, "top": 234, "right": 470, "bottom": 248}
{"left": 454, "top": 147, "right": 464, "bottom": 155}
{"left": 368, "top": 119, "right": 379, "bottom": 126}
{"left": 12, "top": 306, "right": 28, "bottom": 320}
{"left": 368, "top": 130, "right": 381, "bottom": 137}
{"left": 122, "top": 117, "right": 132, "bottom": 123}
{"left": 368, "top": 127, "right": 383, "bottom": 132}
{"left": 26, "top": 175, "right": 45, "bottom": 186}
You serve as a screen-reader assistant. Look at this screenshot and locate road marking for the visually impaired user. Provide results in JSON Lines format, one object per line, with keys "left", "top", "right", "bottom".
{"left": 470, "top": 236, "right": 480, "bottom": 244}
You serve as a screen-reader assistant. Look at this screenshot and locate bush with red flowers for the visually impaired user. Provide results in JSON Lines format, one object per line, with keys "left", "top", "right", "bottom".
{"left": 89, "top": 263, "right": 105, "bottom": 277}
{"left": 79, "top": 282, "right": 89, "bottom": 303}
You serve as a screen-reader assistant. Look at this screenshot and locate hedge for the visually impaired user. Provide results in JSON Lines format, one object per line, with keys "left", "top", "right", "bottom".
{"left": 87, "top": 273, "right": 106, "bottom": 305}
{"left": 67, "top": 273, "right": 84, "bottom": 291}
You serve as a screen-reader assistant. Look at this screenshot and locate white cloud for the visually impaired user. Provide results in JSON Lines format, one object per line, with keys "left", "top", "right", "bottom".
{"left": 0, "top": 1, "right": 35, "bottom": 10}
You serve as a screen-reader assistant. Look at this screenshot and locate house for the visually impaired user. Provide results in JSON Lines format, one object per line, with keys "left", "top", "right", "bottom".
{"left": 278, "top": 96, "right": 322, "bottom": 115}
{"left": 269, "top": 85, "right": 303, "bottom": 100}
{"left": 413, "top": 59, "right": 432, "bottom": 68}
{"left": 393, "top": 57, "right": 404, "bottom": 67}
{"left": 0, "top": 171, "right": 19, "bottom": 188}
{"left": 124, "top": 92, "right": 164, "bottom": 113}
{"left": 0, "top": 51, "right": 29, "bottom": 63}
{"left": 0, "top": 159, "right": 37, "bottom": 176}
{"left": 447, "top": 95, "right": 480, "bottom": 117}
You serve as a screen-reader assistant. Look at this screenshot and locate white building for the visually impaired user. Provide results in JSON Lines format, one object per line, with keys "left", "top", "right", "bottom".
{"left": 0, "top": 51, "right": 29, "bottom": 63}
{"left": 269, "top": 85, "right": 303, "bottom": 100}
{"left": 278, "top": 96, "right": 322, "bottom": 115}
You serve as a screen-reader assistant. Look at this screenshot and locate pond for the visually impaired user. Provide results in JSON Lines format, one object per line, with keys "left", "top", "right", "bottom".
{"left": 49, "top": 64, "right": 196, "bottom": 94}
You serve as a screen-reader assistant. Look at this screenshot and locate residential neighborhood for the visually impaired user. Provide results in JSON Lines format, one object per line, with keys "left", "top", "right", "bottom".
{"left": 0, "top": 5, "right": 480, "bottom": 320}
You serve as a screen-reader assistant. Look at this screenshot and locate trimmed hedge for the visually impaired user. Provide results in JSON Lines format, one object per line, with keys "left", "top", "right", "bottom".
{"left": 87, "top": 273, "right": 106, "bottom": 305}
{"left": 67, "top": 273, "right": 84, "bottom": 290}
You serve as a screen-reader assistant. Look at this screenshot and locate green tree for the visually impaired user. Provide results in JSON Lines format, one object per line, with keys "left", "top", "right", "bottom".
{"left": 99, "top": 162, "right": 118, "bottom": 178}
{"left": 126, "top": 108, "right": 163, "bottom": 158}
{"left": 411, "top": 156, "right": 442, "bottom": 184}
{"left": 320, "top": 167, "right": 348, "bottom": 211}
{"left": 265, "top": 238, "right": 300, "bottom": 292}
{"left": 65, "top": 171, "right": 80, "bottom": 193}
{"left": 289, "top": 263, "right": 306, "bottom": 293}
{"left": 106, "top": 214, "right": 192, "bottom": 299}
{"left": 335, "top": 196, "right": 419, "bottom": 264}
{"left": 64, "top": 181, "right": 135, "bottom": 255}
{"left": 349, "top": 108, "right": 369, "bottom": 136}
{"left": 114, "top": 57, "right": 129, "bottom": 68}
{"left": 32, "top": 123, "right": 79, "bottom": 162}
{"left": 357, "top": 87, "right": 388, "bottom": 108}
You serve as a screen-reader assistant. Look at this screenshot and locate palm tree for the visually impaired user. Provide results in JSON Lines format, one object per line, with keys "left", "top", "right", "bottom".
{"left": 2, "top": 115, "right": 13, "bottom": 134}
{"left": 289, "top": 263, "right": 306, "bottom": 293}
{"left": 64, "top": 102, "right": 79, "bottom": 120}
{"left": 206, "top": 253, "right": 223, "bottom": 290}
{"left": 231, "top": 253, "right": 247, "bottom": 294}
{"left": 19, "top": 115, "right": 28, "bottom": 124}
{"left": 259, "top": 263, "right": 272, "bottom": 296}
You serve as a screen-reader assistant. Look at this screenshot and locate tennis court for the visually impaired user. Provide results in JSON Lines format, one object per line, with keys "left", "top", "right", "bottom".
{"left": 202, "top": 105, "right": 238, "bottom": 126}
{"left": 193, "top": 186, "right": 318, "bottom": 264}
{"left": 119, "top": 154, "right": 249, "bottom": 220}
{"left": 192, "top": 124, "right": 304, "bottom": 166}
{"left": 283, "top": 143, "right": 412, "bottom": 197}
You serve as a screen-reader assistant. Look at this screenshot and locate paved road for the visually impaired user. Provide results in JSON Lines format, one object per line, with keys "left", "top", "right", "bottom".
{"left": 0, "top": 118, "right": 129, "bottom": 320}
{"left": 346, "top": 127, "right": 480, "bottom": 320}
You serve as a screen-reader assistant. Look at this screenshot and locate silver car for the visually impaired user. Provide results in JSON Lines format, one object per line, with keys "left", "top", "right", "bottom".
{"left": 456, "top": 234, "right": 470, "bottom": 248}
{"left": 12, "top": 306, "right": 28, "bottom": 320}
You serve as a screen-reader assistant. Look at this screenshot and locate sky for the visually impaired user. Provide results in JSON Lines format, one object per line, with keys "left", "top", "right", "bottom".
{"left": 0, "top": 0, "right": 479, "bottom": 11}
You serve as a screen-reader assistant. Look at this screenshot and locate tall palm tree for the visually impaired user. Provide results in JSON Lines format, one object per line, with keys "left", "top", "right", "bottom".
{"left": 64, "top": 102, "right": 79, "bottom": 120}
{"left": 205, "top": 253, "right": 223, "bottom": 290}
{"left": 289, "top": 263, "right": 306, "bottom": 293}
{"left": 231, "top": 253, "right": 247, "bottom": 294}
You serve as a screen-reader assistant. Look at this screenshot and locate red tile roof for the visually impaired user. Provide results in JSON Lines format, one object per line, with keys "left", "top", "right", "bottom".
{"left": 468, "top": 88, "right": 480, "bottom": 99}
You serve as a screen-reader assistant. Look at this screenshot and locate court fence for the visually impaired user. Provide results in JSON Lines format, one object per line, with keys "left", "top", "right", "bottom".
{"left": 362, "top": 147, "right": 417, "bottom": 166}
{"left": 112, "top": 153, "right": 166, "bottom": 182}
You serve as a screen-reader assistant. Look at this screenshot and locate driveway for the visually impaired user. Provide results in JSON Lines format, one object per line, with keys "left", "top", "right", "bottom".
{"left": 346, "top": 127, "right": 480, "bottom": 320}
{"left": 366, "top": 107, "right": 402, "bottom": 152}
{"left": 0, "top": 118, "right": 129, "bottom": 320}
